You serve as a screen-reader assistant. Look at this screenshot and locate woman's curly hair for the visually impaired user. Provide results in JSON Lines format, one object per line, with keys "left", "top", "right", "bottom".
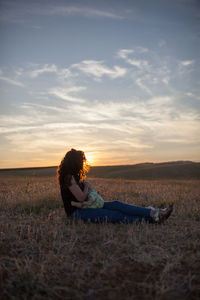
{"left": 57, "top": 149, "right": 89, "bottom": 187}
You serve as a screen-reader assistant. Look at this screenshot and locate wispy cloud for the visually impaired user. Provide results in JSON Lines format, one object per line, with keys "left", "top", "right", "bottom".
{"left": 180, "top": 60, "right": 195, "bottom": 67}
{"left": 117, "top": 49, "right": 134, "bottom": 59}
{"left": 0, "top": 70, "right": 25, "bottom": 87}
{"left": 21, "top": 102, "right": 68, "bottom": 114}
{"left": 1, "top": 46, "right": 199, "bottom": 166}
{"left": 46, "top": 6, "right": 123, "bottom": 19}
{"left": 0, "top": 2, "right": 123, "bottom": 23}
{"left": 1, "top": 89, "right": 199, "bottom": 166}
{"left": 185, "top": 92, "right": 200, "bottom": 101}
{"left": 29, "top": 64, "right": 58, "bottom": 78}
{"left": 117, "top": 48, "right": 149, "bottom": 69}
{"left": 135, "top": 78, "right": 152, "bottom": 95}
{"left": 72, "top": 60, "right": 127, "bottom": 79}
{"left": 48, "top": 86, "right": 86, "bottom": 103}
{"left": 116, "top": 47, "right": 174, "bottom": 96}
{"left": 17, "top": 63, "right": 75, "bottom": 82}
{"left": 162, "top": 77, "right": 170, "bottom": 85}
{"left": 147, "top": 96, "right": 173, "bottom": 106}
{"left": 178, "top": 60, "right": 195, "bottom": 75}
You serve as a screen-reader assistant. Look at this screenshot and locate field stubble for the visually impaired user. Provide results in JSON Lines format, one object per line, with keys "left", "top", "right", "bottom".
{"left": 0, "top": 177, "right": 200, "bottom": 299}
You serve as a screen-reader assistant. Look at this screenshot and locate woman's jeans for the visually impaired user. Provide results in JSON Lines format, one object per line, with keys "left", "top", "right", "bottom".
{"left": 70, "top": 201, "right": 153, "bottom": 224}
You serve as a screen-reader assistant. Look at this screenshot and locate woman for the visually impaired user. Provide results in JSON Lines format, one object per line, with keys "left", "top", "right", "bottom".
{"left": 57, "top": 149, "right": 173, "bottom": 224}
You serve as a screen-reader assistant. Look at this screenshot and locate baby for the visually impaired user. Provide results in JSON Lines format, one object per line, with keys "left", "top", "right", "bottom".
{"left": 71, "top": 188, "right": 104, "bottom": 209}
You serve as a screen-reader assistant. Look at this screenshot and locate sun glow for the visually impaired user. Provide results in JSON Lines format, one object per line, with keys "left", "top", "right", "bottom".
{"left": 85, "top": 152, "right": 97, "bottom": 166}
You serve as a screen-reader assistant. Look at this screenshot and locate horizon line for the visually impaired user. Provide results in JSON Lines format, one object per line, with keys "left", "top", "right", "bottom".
{"left": 0, "top": 160, "right": 198, "bottom": 171}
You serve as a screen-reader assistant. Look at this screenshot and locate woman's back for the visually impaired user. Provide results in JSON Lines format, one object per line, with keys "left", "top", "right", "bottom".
{"left": 60, "top": 185, "right": 78, "bottom": 216}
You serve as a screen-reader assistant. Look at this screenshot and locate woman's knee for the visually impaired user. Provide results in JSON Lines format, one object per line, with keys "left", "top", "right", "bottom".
{"left": 111, "top": 200, "right": 120, "bottom": 204}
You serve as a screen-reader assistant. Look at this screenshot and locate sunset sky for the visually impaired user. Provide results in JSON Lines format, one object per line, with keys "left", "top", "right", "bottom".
{"left": 0, "top": 0, "right": 200, "bottom": 168}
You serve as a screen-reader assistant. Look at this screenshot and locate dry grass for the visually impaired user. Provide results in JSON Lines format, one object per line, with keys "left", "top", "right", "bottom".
{"left": 0, "top": 177, "right": 200, "bottom": 299}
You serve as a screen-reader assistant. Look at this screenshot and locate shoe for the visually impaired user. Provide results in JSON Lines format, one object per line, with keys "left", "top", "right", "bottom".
{"left": 152, "top": 204, "right": 173, "bottom": 224}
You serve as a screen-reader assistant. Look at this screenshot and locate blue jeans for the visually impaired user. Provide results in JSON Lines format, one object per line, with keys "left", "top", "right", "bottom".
{"left": 70, "top": 200, "right": 153, "bottom": 224}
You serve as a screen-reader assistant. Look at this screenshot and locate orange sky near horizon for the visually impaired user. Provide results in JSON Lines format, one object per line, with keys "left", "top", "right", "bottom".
{"left": 1, "top": 148, "right": 199, "bottom": 169}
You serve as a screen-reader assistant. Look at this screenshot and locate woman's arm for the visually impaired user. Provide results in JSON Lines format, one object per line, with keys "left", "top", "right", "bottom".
{"left": 71, "top": 197, "right": 94, "bottom": 208}
{"left": 71, "top": 201, "right": 84, "bottom": 208}
{"left": 68, "top": 176, "right": 89, "bottom": 202}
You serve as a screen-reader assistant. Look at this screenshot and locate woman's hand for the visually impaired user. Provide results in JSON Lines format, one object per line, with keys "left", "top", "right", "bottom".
{"left": 83, "top": 196, "right": 94, "bottom": 207}
{"left": 71, "top": 201, "right": 84, "bottom": 208}
{"left": 71, "top": 197, "right": 94, "bottom": 208}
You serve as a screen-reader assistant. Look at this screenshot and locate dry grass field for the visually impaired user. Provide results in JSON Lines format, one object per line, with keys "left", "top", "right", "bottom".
{"left": 0, "top": 176, "right": 200, "bottom": 299}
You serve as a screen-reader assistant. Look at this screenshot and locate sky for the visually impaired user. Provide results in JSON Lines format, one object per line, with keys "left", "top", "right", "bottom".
{"left": 0, "top": 0, "right": 200, "bottom": 168}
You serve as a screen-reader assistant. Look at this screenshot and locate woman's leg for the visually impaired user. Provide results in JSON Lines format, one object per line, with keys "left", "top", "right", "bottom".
{"left": 70, "top": 208, "right": 152, "bottom": 224}
{"left": 103, "top": 201, "right": 152, "bottom": 218}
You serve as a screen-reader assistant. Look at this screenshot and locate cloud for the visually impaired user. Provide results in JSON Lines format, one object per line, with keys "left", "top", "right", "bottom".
{"left": 117, "top": 47, "right": 174, "bottom": 95}
{"left": 135, "top": 78, "right": 152, "bottom": 95}
{"left": 180, "top": 60, "right": 195, "bottom": 67}
{"left": 48, "top": 86, "right": 86, "bottom": 103}
{"left": 1, "top": 46, "right": 199, "bottom": 166}
{"left": 185, "top": 92, "right": 200, "bottom": 101}
{"left": 72, "top": 60, "right": 127, "bottom": 79}
{"left": 1, "top": 89, "right": 199, "bottom": 166}
{"left": 186, "top": 92, "right": 194, "bottom": 97}
{"left": 47, "top": 6, "right": 123, "bottom": 19}
{"left": 21, "top": 103, "right": 68, "bottom": 114}
{"left": 162, "top": 77, "right": 170, "bottom": 85}
{"left": 17, "top": 63, "right": 76, "bottom": 83}
{"left": 0, "top": 125, "right": 37, "bottom": 134}
{"left": 0, "top": 115, "right": 33, "bottom": 126}
{"left": 127, "top": 58, "right": 148, "bottom": 68}
{"left": 147, "top": 96, "right": 173, "bottom": 106}
{"left": 29, "top": 64, "right": 58, "bottom": 78}
{"left": 178, "top": 60, "right": 195, "bottom": 75}
{"left": 117, "top": 49, "right": 134, "bottom": 59}
{"left": 0, "top": 75, "right": 24, "bottom": 87}
{"left": 117, "top": 48, "right": 149, "bottom": 69}
{"left": 0, "top": 2, "right": 123, "bottom": 23}
{"left": 59, "top": 68, "right": 75, "bottom": 79}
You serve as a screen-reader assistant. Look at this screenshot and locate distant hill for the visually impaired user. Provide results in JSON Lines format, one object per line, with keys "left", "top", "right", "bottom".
{"left": 0, "top": 161, "right": 200, "bottom": 180}
{"left": 0, "top": 166, "right": 57, "bottom": 178}
{"left": 88, "top": 161, "right": 200, "bottom": 180}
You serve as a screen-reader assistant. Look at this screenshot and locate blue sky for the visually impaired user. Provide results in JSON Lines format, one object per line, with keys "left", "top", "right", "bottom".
{"left": 0, "top": 0, "right": 199, "bottom": 167}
